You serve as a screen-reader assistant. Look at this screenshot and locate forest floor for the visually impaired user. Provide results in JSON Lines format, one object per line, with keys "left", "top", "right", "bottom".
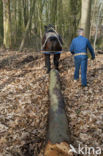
{"left": 0, "top": 49, "right": 103, "bottom": 156}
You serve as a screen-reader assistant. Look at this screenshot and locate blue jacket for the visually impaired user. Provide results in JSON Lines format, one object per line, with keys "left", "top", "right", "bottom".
{"left": 70, "top": 36, "right": 95, "bottom": 59}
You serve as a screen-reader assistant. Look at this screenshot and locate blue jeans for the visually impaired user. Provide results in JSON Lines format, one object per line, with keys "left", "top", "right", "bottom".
{"left": 74, "top": 55, "right": 88, "bottom": 86}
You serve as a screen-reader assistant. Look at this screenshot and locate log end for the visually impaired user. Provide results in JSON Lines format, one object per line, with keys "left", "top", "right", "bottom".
{"left": 44, "top": 142, "right": 73, "bottom": 156}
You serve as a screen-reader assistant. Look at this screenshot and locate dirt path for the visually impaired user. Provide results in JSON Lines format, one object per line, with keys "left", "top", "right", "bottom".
{"left": 0, "top": 50, "right": 103, "bottom": 156}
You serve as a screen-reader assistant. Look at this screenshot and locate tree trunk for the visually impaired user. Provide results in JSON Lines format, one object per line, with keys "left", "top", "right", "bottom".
{"left": 45, "top": 69, "right": 73, "bottom": 156}
{"left": 0, "top": 0, "right": 3, "bottom": 42}
{"left": 19, "top": 0, "right": 36, "bottom": 51}
{"left": 94, "top": 2, "right": 103, "bottom": 51}
{"left": 80, "top": 0, "right": 92, "bottom": 38}
{"left": 57, "top": 0, "right": 63, "bottom": 34}
{"left": 3, "top": 0, "right": 11, "bottom": 48}
{"left": 50, "top": 0, "right": 57, "bottom": 26}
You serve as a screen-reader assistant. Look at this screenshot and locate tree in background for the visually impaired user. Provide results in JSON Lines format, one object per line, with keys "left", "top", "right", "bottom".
{"left": 0, "top": 0, "right": 3, "bottom": 45}
{"left": 80, "top": 0, "right": 92, "bottom": 38}
{"left": 2, "top": 0, "right": 11, "bottom": 48}
{"left": 93, "top": 0, "right": 103, "bottom": 50}
{"left": 0, "top": 0, "right": 81, "bottom": 50}
{"left": 19, "top": 0, "right": 36, "bottom": 51}
{"left": 0, "top": 0, "right": 102, "bottom": 51}
{"left": 69, "top": 0, "right": 81, "bottom": 39}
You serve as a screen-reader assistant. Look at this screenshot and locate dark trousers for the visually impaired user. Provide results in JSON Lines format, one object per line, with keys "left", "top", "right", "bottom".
{"left": 45, "top": 54, "right": 60, "bottom": 72}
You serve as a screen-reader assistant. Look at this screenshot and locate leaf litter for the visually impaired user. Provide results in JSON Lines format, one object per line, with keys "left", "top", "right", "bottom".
{"left": 0, "top": 49, "right": 103, "bottom": 156}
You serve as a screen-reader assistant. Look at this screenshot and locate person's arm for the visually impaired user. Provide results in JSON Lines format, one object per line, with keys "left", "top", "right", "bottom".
{"left": 87, "top": 39, "right": 95, "bottom": 59}
{"left": 70, "top": 40, "right": 74, "bottom": 54}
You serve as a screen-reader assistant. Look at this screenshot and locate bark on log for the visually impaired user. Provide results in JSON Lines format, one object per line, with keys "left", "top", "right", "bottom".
{"left": 44, "top": 69, "right": 73, "bottom": 156}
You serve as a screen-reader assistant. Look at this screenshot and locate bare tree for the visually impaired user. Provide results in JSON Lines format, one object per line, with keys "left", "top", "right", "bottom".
{"left": 19, "top": 0, "right": 36, "bottom": 51}
{"left": 80, "top": 0, "right": 92, "bottom": 38}
{"left": 2, "top": 0, "right": 11, "bottom": 48}
{"left": 94, "top": 1, "right": 103, "bottom": 51}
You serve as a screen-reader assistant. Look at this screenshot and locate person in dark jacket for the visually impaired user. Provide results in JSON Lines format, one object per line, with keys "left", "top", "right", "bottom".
{"left": 70, "top": 28, "right": 95, "bottom": 87}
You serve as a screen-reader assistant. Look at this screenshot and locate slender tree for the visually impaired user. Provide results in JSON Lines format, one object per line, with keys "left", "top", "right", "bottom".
{"left": 2, "top": 0, "right": 11, "bottom": 48}
{"left": 0, "top": 0, "right": 3, "bottom": 43}
{"left": 19, "top": 0, "right": 36, "bottom": 51}
{"left": 50, "top": 0, "right": 57, "bottom": 26}
{"left": 94, "top": 1, "right": 103, "bottom": 51}
{"left": 80, "top": 0, "right": 92, "bottom": 38}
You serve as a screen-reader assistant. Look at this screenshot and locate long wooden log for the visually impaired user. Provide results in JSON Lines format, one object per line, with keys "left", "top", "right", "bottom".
{"left": 44, "top": 69, "right": 73, "bottom": 156}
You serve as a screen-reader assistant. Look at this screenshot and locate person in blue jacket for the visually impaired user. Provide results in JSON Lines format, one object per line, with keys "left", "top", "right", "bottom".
{"left": 70, "top": 28, "right": 95, "bottom": 87}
